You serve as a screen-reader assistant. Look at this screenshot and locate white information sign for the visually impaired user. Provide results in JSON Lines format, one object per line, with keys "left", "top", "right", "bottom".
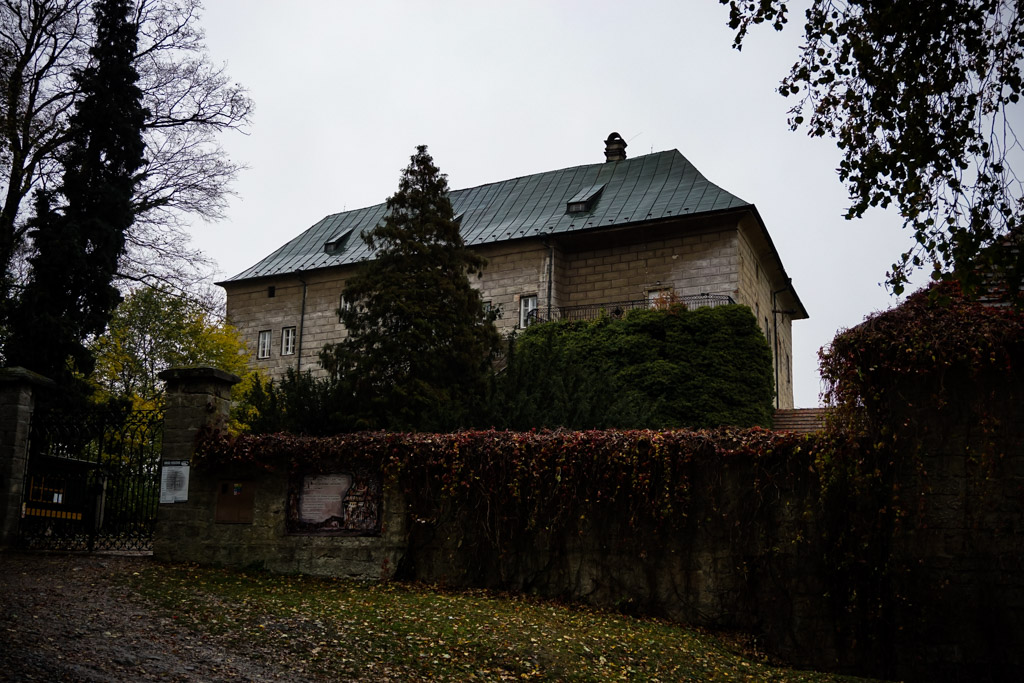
{"left": 160, "top": 461, "right": 190, "bottom": 503}
{"left": 299, "top": 474, "right": 353, "bottom": 524}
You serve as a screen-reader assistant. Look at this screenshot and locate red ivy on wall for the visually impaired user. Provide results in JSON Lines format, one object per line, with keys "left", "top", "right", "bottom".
{"left": 195, "top": 426, "right": 813, "bottom": 534}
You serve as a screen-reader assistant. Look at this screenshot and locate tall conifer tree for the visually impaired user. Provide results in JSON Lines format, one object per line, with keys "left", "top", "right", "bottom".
{"left": 320, "top": 145, "right": 500, "bottom": 431}
{"left": 4, "top": 0, "right": 147, "bottom": 388}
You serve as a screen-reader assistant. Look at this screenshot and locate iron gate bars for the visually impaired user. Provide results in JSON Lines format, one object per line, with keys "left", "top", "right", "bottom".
{"left": 20, "top": 408, "right": 163, "bottom": 551}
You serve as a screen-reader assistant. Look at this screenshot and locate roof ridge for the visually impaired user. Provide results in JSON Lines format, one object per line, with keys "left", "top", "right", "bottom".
{"left": 451, "top": 148, "right": 680, "bottom": 197}
{"left": 312, "top": 150, "right": 684, "bottom": 224}
{"left": 220, "top": 148, "right": 755, "bottom": 284}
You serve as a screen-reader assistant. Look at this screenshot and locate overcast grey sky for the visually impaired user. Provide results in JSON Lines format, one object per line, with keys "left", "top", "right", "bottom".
{"left": 188, "top": 0, "right": 927, "bottom": 408}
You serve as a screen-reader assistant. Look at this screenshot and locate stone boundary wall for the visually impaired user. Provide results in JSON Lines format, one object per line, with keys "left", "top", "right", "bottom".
{"left": 153, "top": 367, "right": 409, "bottom": 578}
{"left": 153, "top": 369, "right": 1023, "bottom": 682}
{"left": 156, "top": 442, "right": 835, "bottom": 662}
{"left": 0, "top": 368, "right": 55, "bottom": 549}
{"left": 156, "top": 464, "right": 408, "bottom": 578}
{"left": 771, "top": 408, "right": 826, "bottom": 433}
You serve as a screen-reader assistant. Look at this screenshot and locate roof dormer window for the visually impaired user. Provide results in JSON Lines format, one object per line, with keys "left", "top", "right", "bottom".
{"left": 566, "top": 183, "right": 605, "bottom": 214}
{"left": 324, "top": 227, "right": 355, "bottom": 255}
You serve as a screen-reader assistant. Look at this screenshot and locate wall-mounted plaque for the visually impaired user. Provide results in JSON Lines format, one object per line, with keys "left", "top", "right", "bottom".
{"left": 288, "top": 469, "right": 380, "bottom": 535}
{"left": 215, "top": 480, "right": 255, "bottom": 524}
{"left": 299, "top": 474, "right": 352, "bottom": 524}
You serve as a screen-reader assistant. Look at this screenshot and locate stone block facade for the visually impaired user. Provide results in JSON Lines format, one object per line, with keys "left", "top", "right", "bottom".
{"left": 224, "top": 212, "right": 800, "bottom": 408}
{"left": 220, "top": 144, "right": 807, "bottom": 409}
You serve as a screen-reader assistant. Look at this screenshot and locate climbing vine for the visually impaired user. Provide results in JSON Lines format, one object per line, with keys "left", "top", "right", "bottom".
{"left": 196, "top": 426, "right": 811, "bottom": 556}
{"left": 820, "top": 281, "right": 1024, "bottom": 445}
{"left": 191, "top": 285, "right": 1024, "bottom": 678}
{"left": 812, "top": 281, "right": 1024, "bottom": 673}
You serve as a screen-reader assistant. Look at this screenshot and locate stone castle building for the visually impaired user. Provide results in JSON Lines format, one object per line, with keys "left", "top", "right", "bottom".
{"left": 220, "top": 133, "right": 808, "bottom": 408}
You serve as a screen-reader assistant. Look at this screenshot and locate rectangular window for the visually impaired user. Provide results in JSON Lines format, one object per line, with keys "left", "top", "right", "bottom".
{"left": 339, "top": 293, "right": 351, "bottom": 323}
{"left": 257, "top": 330, "right": 272, "bottom": 359}
{"left": 519, "top": 294, "right": 538, "bottom": 328}
{"left": 282, "top": 326, "right": 296, "bottom": 356}
{"left": 647, "top": 288, "right": 673, "bottom": 308}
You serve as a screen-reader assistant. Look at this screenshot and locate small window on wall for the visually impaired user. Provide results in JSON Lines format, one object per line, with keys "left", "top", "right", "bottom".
{"left": 519, "top": 294, "right": 538, "bottom": 328}
{"left": 282, "top": 326, "right": 296, "bottom": 356}
{"left": 339, "top": 293, "right": 351, "bottom": 323}
{"left": 647, "top": 288, "right": 673, "bottom": 309}
{"left": 257, "top": 330, "right": 272, "bottom": 359}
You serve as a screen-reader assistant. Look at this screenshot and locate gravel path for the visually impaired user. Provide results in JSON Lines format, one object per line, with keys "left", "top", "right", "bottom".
{"left": 0, "top": 552, "right": 313, "bottom": 682}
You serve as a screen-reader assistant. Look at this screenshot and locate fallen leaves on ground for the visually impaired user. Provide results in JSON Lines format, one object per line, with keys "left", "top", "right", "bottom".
{"left": 122, "top": 563, "right": 886, "bottom": 682}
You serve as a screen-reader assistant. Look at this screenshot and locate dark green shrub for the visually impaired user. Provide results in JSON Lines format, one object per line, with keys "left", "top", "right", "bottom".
{"left": 489, "top": 304, "right": 774, "bottom": 429}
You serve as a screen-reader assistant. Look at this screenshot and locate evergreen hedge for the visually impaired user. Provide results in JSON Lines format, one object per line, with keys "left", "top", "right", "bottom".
{"left": 490, "top": 303, "right": 774, "bottom": 429}
{"left": 236, "top": 303, "right": 775, "bottom": 434}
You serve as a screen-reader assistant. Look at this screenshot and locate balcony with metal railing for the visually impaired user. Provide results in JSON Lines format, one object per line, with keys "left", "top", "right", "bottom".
{"left": 526, "top": 293, "right": 736, "bottom": 326}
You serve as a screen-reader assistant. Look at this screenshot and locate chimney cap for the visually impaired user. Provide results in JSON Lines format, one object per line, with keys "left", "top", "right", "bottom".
{"left": 604, "top": 132, "right": 627, "bottom": 162}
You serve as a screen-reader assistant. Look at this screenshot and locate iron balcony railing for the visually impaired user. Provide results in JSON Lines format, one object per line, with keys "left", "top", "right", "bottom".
{"left": 527, "top": 293, "right": 736, "bottom": 325}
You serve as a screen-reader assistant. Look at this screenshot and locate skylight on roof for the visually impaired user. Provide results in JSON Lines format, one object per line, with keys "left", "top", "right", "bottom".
{"left": 324, "top": 227, "right": 355, "bottom": 255}
{"left": 566, "top": 183, "right": 605, "bottom": 214}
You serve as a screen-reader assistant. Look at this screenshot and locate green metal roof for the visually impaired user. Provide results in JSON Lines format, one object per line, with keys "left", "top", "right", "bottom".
{"left": 223, "top": 149, "right": 752, "bottom": 283}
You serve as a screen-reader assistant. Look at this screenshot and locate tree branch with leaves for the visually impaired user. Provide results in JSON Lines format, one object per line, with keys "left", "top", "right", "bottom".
{"left": 721, "top": 0, "right": 1024, "bottom": 297}
{"left": 4, "top": 0, "right": 147, "bottom": 394}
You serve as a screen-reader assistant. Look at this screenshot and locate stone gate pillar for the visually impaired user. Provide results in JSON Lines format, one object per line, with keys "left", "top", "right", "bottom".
{"left": 0, "top": 367, "right": 55, "bottom": 550}
{"left": 154, "top": 366, "right": 239, "bottom": 557}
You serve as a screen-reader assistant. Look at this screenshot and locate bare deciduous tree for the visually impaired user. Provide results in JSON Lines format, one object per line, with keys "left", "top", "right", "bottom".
{"left": 0, "top": 0, "right": 252, "bottom": 308}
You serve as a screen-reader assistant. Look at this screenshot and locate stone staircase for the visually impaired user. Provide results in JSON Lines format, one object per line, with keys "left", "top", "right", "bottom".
{"left": 771, "top": 408, "right": 827, "bottom": 434}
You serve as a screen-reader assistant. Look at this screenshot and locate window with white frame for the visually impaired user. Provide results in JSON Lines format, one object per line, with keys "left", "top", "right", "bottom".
{"left": 257, "top": 330, "right": 272, "bottom": 359}
{"left": 519, "top": 294, "right": 538, "bottom": 328}
{"left": 339, "top": 293, "right": 351, "bottom": 323}
{"left": 647, "top": 287, "right": 673, "bottom": 308}
{"left": 282, "top": 326, "right": 297, "bottom": 356}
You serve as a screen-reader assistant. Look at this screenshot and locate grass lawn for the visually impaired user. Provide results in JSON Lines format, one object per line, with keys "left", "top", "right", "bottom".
{"left": 124, "top": 563, "right": 885, "bottom": 682}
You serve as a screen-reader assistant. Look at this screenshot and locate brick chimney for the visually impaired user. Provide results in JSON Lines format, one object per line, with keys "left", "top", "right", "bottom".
{"left": 604, "top": 132, "right": 627, "bottom": 162}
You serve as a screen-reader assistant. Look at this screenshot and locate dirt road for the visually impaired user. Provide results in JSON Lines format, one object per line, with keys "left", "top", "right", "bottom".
{"left": 0, "top": 552, "right": 311, "bottom": 682}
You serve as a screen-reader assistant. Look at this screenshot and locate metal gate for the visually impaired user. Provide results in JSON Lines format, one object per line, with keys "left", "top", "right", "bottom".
{"left": 19, "top": 408, "right": 163, "bottom": 551}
